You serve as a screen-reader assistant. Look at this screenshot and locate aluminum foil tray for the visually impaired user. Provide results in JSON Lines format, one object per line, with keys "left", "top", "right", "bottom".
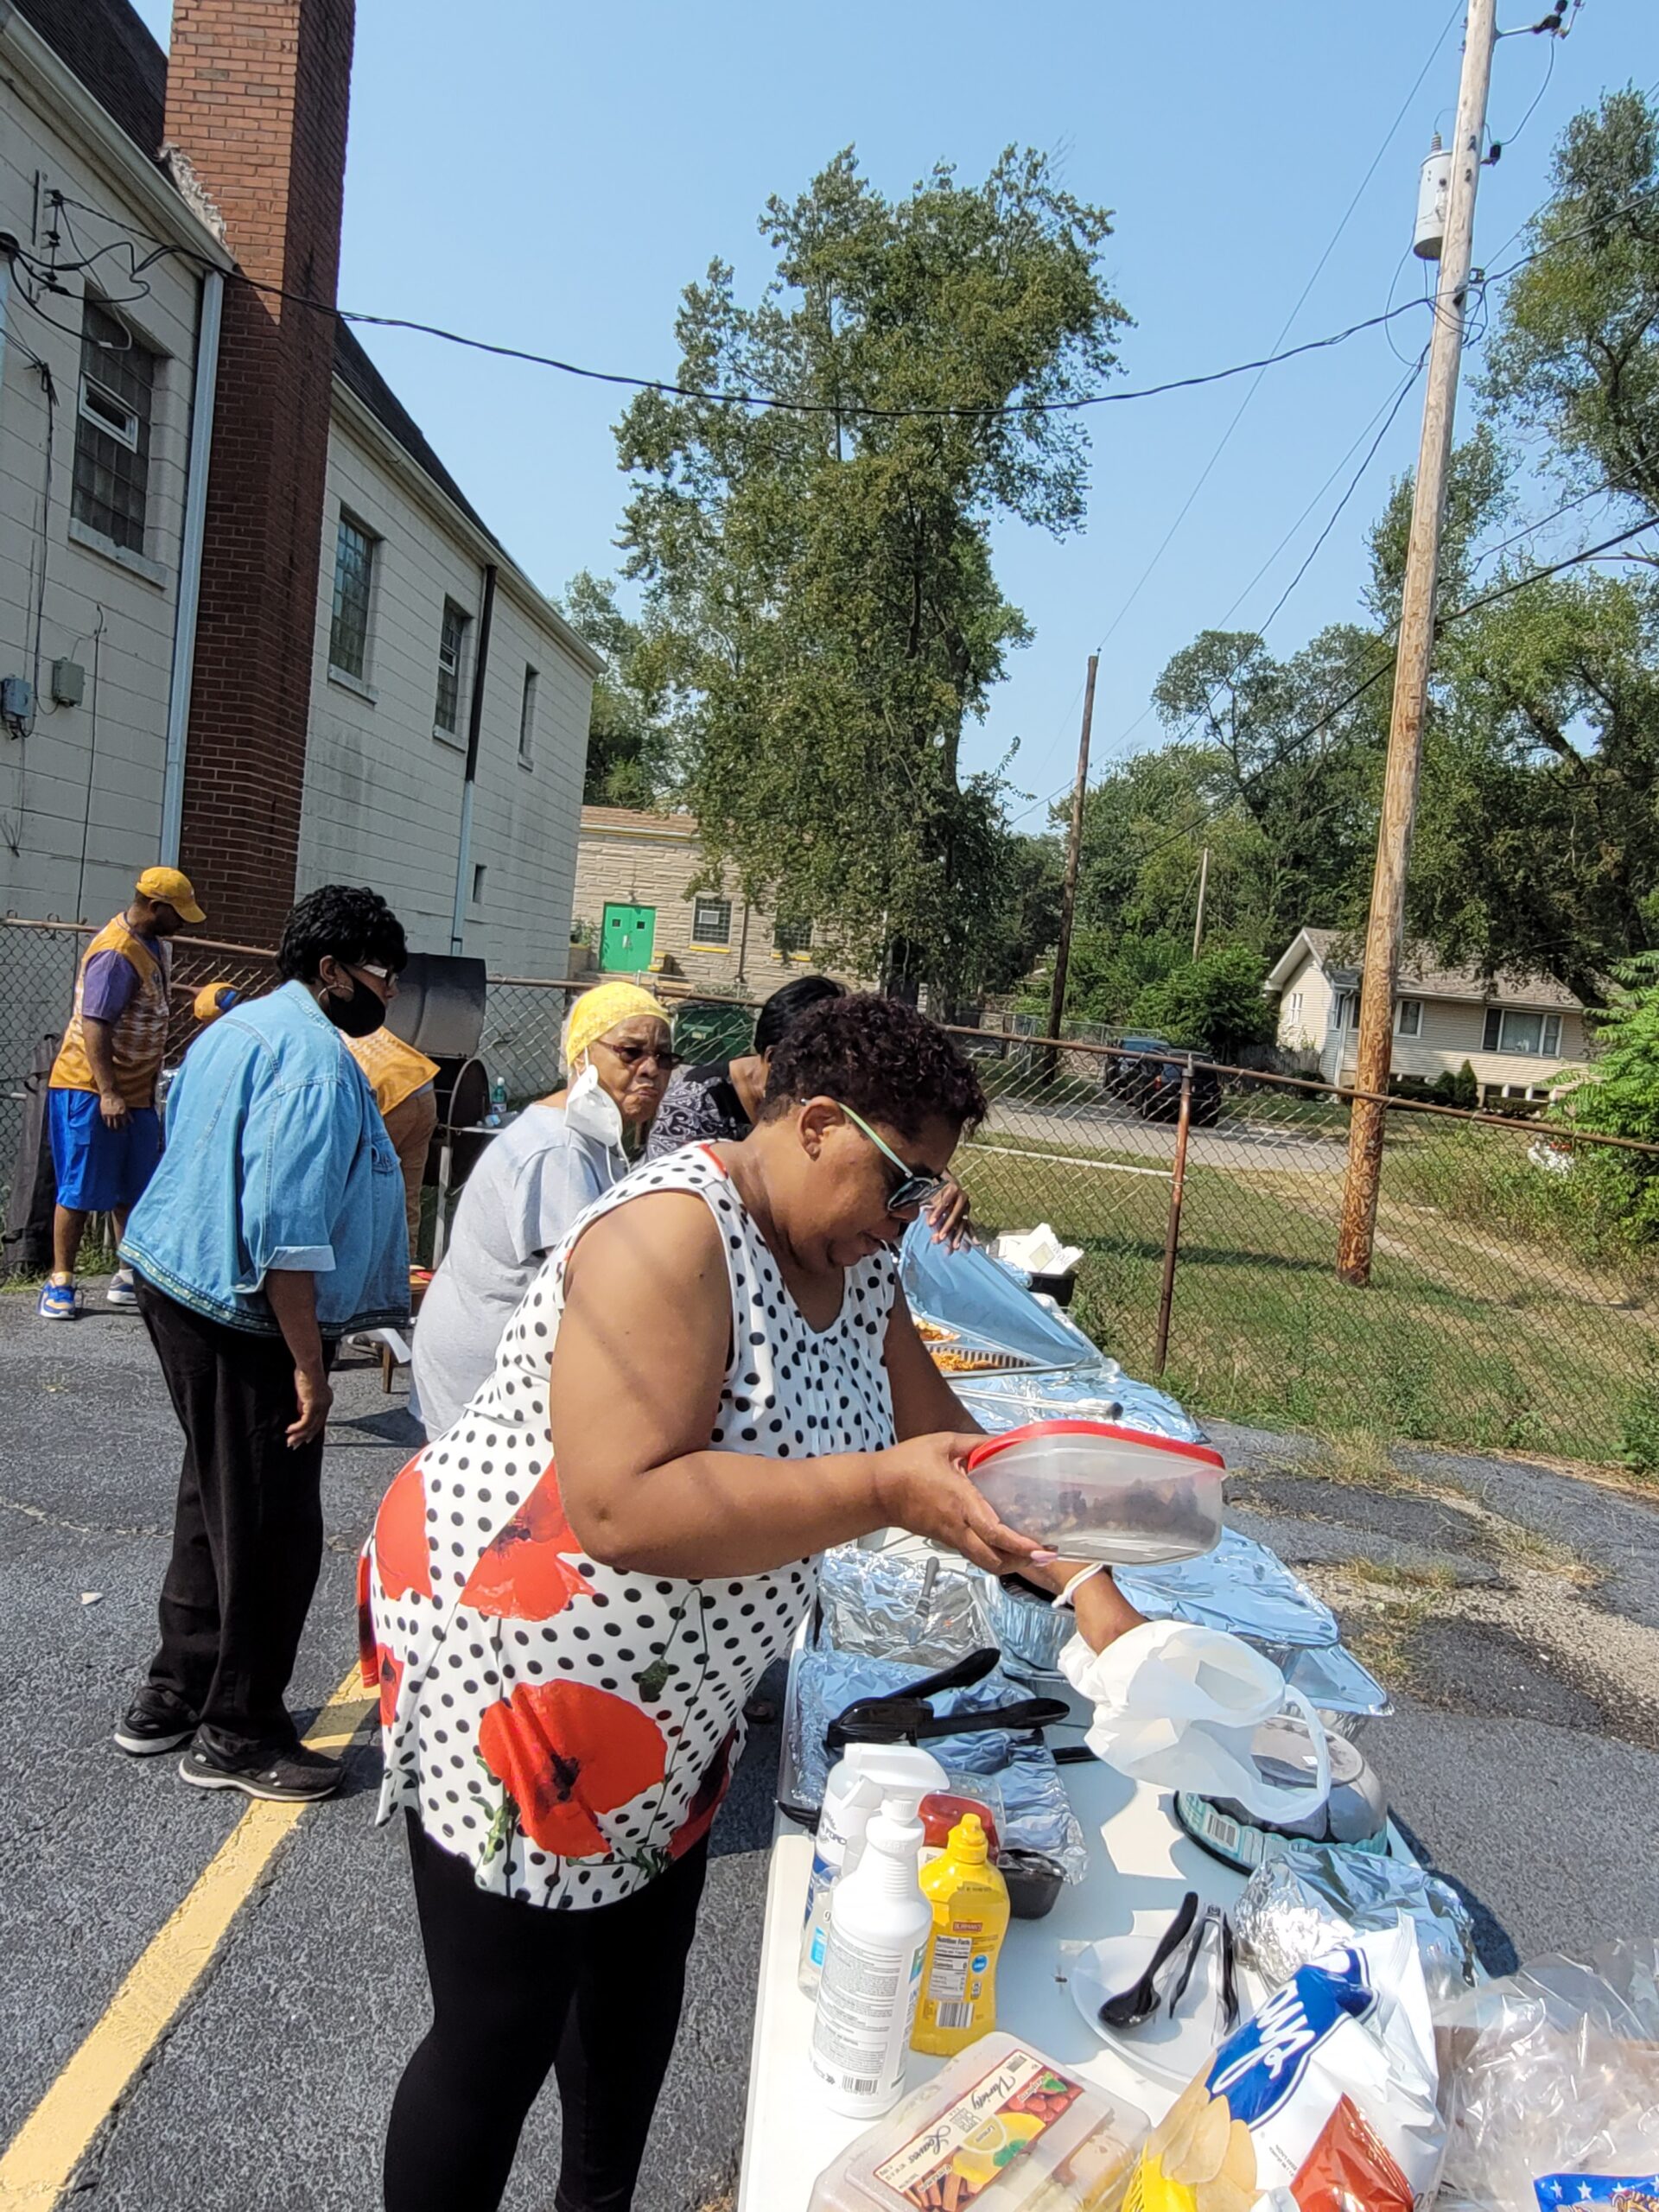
{"left": 1115, "top": 1528, "right": 1339, "bottom": 1658}
{"left": 814, "top": 1546, "right": 989, "bottom": 1667}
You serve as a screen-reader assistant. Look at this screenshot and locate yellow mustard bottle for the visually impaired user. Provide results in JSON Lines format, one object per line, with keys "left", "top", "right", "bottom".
{"left": 911, "top": 1813, "right": 1010, "bottom": 2056}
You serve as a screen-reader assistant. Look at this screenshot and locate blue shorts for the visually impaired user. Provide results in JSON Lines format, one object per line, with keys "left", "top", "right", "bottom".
{"left": 48, "top": 1090, "right": 162, "bottom": 1213}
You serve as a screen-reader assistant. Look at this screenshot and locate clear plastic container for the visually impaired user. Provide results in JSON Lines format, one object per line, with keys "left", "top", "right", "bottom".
{"left": 964, "top": 1421, "right": 1224, "bottom": 1567}
{"left": 808, "top": 2031, "right": 1147, "bottom": 2212}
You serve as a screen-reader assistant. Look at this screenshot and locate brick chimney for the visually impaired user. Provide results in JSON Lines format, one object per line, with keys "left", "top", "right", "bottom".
{"left": 164, "top": 0, "right": 355, "bottom": 946}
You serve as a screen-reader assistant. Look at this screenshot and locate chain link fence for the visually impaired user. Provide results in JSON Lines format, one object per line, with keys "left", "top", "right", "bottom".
{"left": 5, "top": 919, "right": 1655, "bottom": 1470}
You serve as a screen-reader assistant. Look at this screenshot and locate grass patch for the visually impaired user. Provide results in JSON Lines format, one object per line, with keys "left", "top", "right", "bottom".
{"left": 963, "top": 1133, "right": 1659, "bottom": 1470}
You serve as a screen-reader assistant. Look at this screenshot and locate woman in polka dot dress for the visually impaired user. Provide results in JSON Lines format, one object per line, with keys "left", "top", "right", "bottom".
{"left": 370, "top": 995, "right": 1059, "bottom": 2212}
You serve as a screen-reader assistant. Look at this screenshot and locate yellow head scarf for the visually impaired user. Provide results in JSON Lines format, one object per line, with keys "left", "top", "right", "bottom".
{"left": 563, "top": 982, "right": 668, "bottom": 1071}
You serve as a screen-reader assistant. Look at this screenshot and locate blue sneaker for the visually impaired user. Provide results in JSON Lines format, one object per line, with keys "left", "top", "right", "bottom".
{"left": 37, "top": 1278, "right": 79, "bottom": 1321}
{"left": 105, "top": 1269, "right": 140, "bottom": 1309}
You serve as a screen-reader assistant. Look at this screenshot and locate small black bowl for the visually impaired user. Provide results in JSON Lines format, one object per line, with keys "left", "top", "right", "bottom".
{"left": 1001, "top": 1848, "right": 1066, "bottom": 1920}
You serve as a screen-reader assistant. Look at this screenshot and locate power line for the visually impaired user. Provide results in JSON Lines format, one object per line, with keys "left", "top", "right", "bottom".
{"left": 1087, "top": 0, "right": 1465, "bottom": 659}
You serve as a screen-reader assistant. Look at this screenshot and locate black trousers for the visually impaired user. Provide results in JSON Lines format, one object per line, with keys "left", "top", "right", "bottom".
{"left": 137, "top": 1277, "right": 333, "bottom": 1751}
{"left": 385, "top": 1815, "right": 709, "bottom": 2212}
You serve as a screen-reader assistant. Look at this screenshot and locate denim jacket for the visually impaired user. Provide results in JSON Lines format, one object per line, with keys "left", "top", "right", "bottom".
{"left": 123, "top": 981, "right": 410, "bottom": 1336}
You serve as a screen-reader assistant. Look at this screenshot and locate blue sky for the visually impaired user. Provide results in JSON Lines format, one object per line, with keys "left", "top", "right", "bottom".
{"left": 134, "top": 0, "right": 1656, "bottom": 824}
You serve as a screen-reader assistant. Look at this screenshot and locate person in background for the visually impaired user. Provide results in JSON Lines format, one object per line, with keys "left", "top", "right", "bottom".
{"left": 115, "top": 885, "right": 410, "bottom": 1804}
{"left": 367, "top": 994, "right": 1141, "bottom": 2212}
{"left": 39, "top": 867, "right": 205, "bottom": 1320}
{"left": 346, "top": 1025, "right": 442, "bottom": 1268}
{"left": 410, "top": 982, "right": 673, "bottom": 1440}
{"left": 192, "top": 981, "right": 241, "bottom": 1026}
{"left": 646, "top": 972, "right": 974, "bottom": 1244}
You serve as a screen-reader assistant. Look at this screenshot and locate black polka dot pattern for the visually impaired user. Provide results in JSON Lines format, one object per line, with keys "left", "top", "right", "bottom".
{"left": 365, "top": 1144, "right": 898, "bottom": 1910}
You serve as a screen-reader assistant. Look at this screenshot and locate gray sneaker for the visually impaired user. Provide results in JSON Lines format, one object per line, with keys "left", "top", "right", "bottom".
{"left": 179, "top": 1738, "right": 343, "bottom": 1803}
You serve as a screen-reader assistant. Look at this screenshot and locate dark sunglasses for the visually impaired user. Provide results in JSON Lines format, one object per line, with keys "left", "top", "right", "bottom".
{"left": 598, "top": 1039, "right": 683, "bottom": 1073}
{"left": 841, "top": 1103, "right": 948, "bottom": 1216}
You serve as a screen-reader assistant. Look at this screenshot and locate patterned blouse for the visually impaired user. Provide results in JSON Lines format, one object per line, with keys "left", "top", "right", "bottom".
{"left": 644, "top": 1061, "right": 752, "bottom": 1162}
{"left": 363, "top": 1142, "right": 899, "bottom": 1908}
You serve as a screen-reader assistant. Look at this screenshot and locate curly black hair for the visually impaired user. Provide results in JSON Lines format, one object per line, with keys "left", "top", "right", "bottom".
{"left": 760, "top": 993, "right": 987, "bottom": 1141}
{"left": 276, "top": 885, "right": 409, "bottom": 983}
{"left": 753, "top": 973, "right": 846, "bottom": 1057}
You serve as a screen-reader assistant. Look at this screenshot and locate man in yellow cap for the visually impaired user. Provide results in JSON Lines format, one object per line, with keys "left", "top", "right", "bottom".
{"left": 41, "top": 867, "right": 205, "bottom": 1319}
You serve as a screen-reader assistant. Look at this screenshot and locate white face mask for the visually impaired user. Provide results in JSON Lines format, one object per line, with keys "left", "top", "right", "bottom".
{"left": 563, "top": 1058, "right": 625, "bottom": 1150}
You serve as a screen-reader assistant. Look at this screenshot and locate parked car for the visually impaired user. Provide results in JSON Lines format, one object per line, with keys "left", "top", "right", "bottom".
{"left": 1103, "top": 1035, "right": 1224, "bottom": 1126}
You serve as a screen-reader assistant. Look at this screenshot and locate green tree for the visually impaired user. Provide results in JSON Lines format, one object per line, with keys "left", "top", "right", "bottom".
{"left": 557, "top": 572, "right": 677, "bottom": 809}
{"left": 1129, "top": 944, "right": 1278, "bottom": 1061}
{"left": 613, "top": 148, "right": 1125, "bottom": 995}
{"left": 1483, "top": 87, "right": 1659, "bottom": 517}
{"left": 1556, "top": 954, "right": 1659, "bottom": 1241}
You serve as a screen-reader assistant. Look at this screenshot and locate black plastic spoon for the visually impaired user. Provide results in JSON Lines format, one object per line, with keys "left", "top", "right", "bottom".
{"left": 1099, "top": 1891, "right": 1200, "bottom": 2030}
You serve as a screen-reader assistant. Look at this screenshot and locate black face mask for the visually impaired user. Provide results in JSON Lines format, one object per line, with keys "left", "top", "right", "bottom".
{"left": 323, "top": 974, "right": 387, "bottom": 1039}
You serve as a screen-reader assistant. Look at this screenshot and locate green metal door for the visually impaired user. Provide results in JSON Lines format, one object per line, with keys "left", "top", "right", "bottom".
{"left": 601, "top": 902, "right": 656, "bottom": 972}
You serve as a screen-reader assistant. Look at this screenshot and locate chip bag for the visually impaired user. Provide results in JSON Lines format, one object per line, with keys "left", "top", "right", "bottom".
{"left": 1126, "top": 1922, "right": 1443, "bottom": 2212}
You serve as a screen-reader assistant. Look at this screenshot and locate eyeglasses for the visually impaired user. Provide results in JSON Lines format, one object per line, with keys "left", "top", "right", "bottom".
{"left": 840, "top": 1103, "right": 948, "bottom": 1217}
{"left": 346, "top": 960, "right": 397, "bottom": 993}
{"left": 598, "top": 1040, "right": 683, "bottom": 1073}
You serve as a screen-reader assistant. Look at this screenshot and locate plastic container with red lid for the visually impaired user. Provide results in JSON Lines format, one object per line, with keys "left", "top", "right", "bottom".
{"left": 963, "top": 1419, "right": 1224, "bottom": 1566}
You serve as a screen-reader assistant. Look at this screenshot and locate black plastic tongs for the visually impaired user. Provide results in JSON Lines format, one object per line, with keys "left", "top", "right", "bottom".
{"left": 825, "top": 1647, "right": 1070, "bottom": 1753}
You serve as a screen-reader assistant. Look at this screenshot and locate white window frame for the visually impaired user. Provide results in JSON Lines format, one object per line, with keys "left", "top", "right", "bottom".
{"left": 1395, "top": 998, "right": 1423, "bottom": 1038}
{"left": 328, "top": 512, "right": 378, "bottom": 683}
{"left": 518, "top": 665, "right": 538, "bottom": 765}
{"left": 692, "top": 896, "right": 732, "bottom": 947}
{"left": 1285, "top": 991, "right": 1303, "bottom": 1027}
{"left": 435, "top": 598, "right": 471, "bottom": 738}
{"left": 78, "top": 376, "right": 140, "bottom": 451}
{"left": 1334, "top": 990, "right": 1357, "bottom": 1031}
{"left": 1489, "top": 1007, "right": 1563, "bottom": 1058}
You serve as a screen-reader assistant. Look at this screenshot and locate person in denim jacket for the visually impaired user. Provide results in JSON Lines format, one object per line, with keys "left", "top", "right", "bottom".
{"left": 117, "top": 885, "right": 410, "bottom": 1803}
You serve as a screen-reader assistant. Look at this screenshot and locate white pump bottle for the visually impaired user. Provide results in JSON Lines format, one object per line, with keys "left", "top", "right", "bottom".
{"left": 809, "top": 1779, "right": 936, "bottom": 2119}
{"left": 799, "top": 1742, "right": 946, "bottom": 1994}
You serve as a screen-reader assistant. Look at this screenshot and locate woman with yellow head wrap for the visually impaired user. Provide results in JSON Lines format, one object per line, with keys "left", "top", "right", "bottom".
{"left": 411, "top": 980, "right": 674, "bottom": 1437}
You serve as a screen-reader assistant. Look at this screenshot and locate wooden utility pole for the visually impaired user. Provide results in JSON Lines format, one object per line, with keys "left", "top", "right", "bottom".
{"left": 1046, "top": 652, "right": 1099, "bottom": 1049}
{"left": 1192, "top": 847, "right": 1211, "bottom": 961}
{"left": 1337, "top": 0, "right": 1497, "bottom": 1287}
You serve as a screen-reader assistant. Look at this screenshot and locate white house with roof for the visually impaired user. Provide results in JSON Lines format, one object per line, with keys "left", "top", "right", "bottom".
{"left": 1265, "top": 927, "right": 1589, "bottom": 1100}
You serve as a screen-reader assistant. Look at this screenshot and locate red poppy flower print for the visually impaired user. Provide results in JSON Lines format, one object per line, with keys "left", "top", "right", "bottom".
{"left": 670, "top": 1730, "right": 735, "bottom": 1859}
{"left": 460, "top": 1464, "right": 591, "bottom": 1620}
{"left": 374, "top": 1456, "right": 432, "bottom": 1603}
{"left": 356, "top": 1548, "right": 378, "bottom": 1690}
{"left": 378, "top": 1649, "right": 404, "bottom": 1728}
{"left": 478, "top": 1682, "right": 668, "bottom": 1857}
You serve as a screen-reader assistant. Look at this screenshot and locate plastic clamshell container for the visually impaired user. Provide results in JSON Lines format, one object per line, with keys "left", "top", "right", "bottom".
{"left": 808, "top": 2031, "right": 1148, "bottom": 2212}
{"left": 964, "top": 1421, "right": 1224, "bottom": 1567}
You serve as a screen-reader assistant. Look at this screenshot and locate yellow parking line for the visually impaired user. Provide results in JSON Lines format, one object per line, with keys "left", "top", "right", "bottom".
{"left": 0, "top": 1669, "right": 375, "bottom": 2209}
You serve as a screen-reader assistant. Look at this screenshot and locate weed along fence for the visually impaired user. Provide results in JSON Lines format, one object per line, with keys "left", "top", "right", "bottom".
{"left": 5, "top": 916, "right": 1656, "bottom": 1470}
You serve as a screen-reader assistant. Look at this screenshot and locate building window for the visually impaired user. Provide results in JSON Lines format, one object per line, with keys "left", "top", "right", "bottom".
{"left": 72, "top": 299, "right": 157, "bottom": 554}
{"left": 1395, "top": 998, "right": 1423, "bottom": 1038}
{"left": 692, "top": 897, "right": 732, "bottom": 946}
{"left": 1285, "top": 991, "right": 1303, "bottom": 1027}
{"left": 329, "top": 514, "right": 376, "bottom": 679}
{"left": 471, "top": 862, "right": 487, "bottom": 907}
{"left": 1484, "top": 1007, "right": 1563, "bottom": 1057}
{"left": 1333, "top": 990, "right": 1357, "bottom": 1031}
{"left": 518, "top": 666, "right": 538, "bottom": 762}
{"left": 435, "top": 598, "right": 471, "bottom": 734}
{"left": 773, "top": 916, "right": 812, "bottom": 957}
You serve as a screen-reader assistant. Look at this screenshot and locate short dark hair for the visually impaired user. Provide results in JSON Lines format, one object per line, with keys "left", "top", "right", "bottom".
{"left": 761, "top": 993, "right": 987, "bottom": 1141}
{"left": 277, "top": 885, "right": 408, "bottom": 984}
{"left": 753, "top": 973, "right": 847, "bottom": 1057}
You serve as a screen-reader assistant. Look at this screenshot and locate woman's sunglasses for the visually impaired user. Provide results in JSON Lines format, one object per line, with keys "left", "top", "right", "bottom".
{"left": 598, "top": 1039, "right": 683, "bottom": 1073}
{"left": 840, "top": 1103, "right": 948, "bottom": 1216}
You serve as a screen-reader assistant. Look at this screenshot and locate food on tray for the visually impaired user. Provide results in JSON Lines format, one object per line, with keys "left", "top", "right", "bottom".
{"left": 913, "top": 1319, "right": 959, "bottom": 1344}
{"left": 930, "top": 1347, "right": 1031, "bottom": 1376}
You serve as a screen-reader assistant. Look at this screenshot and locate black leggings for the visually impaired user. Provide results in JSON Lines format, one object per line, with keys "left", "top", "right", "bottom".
{"left": 384, "top": 1815, "right": 709, "bottom": 2212}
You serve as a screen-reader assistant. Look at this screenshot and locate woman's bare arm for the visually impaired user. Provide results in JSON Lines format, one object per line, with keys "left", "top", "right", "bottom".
{"left": 550, "top": 1195, "right": 1039, "bottom": 1579}
{"left": 883, "top": 1294, "right": 982, "bottom": 1442}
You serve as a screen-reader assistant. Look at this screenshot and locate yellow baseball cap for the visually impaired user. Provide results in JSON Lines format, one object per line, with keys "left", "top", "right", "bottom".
{"left": 136, "top": 866, "right": 206, "bottom": 924}
{"left": 193, "top": 982, "right": 240, "bottom": 1022}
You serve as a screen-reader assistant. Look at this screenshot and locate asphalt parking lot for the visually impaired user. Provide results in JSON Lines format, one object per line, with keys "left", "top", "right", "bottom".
{"left": 2, "top": 1281, "right": 1656, "bottom": 2209}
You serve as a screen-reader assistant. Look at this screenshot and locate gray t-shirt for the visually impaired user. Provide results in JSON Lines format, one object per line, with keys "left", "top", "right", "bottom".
{"left": 411, "top": 1103, "right": 622, "bottom": 1439}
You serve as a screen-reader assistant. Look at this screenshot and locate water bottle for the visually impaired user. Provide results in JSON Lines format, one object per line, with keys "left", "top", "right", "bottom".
{"left": 488, "top": 1075, "right": 507, "bottom": 1128}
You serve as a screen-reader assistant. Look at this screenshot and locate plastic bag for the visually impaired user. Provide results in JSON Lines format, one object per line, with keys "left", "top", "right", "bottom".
{"left": 1060, "top": 1620, "right": 1332, "bottom": 1824}
{"left": 1437, "top": 1939, "right": 1659, "bottom": 2212}
{"left": 1233, "top": 1843, "right": 1478, "bottom": 1999}
{"left": 1127, "top": 1922, "right": 1443, "bottom": 2212}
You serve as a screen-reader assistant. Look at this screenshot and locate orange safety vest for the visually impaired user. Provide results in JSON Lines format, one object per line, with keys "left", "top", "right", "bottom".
{"left": 49, "top": 916, "right": 172, "bottom": 1108}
